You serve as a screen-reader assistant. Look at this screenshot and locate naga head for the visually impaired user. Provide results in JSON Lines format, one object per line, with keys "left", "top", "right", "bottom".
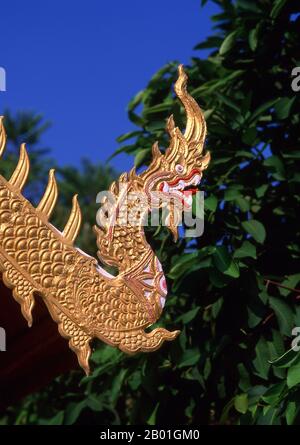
{"left": 139, "top": 65, "right": 210, "bottom": 238}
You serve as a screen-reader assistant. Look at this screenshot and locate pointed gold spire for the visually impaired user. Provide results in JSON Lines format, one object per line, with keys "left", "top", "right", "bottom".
{"left": 174, "top": 64, "right": 206, "bottom": 149}
{"left": 119, "top": 172, "right": 128, "bottom": 183}
{"left": 129, "top": 166, "right": 137, "bottom": 181}
{"left": 37, "top": 169, "right": 58, "bottom": 219}
{"left": 151, "top": 141, "right": 162, "bottom": 161}
{"left": 0, "top": 116, "right": 6, "bottom": 158}
{"left": 166, "top": 115, "right": 175, "bottom": 136}
{"left": 9, "top": 143, "right": 30, "bottom": 190}
{"left": 63, "top": 195, "right": 82, "bottom": 244}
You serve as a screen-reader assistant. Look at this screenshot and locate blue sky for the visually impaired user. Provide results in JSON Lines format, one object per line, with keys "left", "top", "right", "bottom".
{"left": 1, "top": 0, "right": 218, "bottom": 172}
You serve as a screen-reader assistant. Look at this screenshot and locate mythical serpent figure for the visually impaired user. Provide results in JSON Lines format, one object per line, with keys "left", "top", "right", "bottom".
{"left": 0, "top": 65, "right": 210, "bottom": 373}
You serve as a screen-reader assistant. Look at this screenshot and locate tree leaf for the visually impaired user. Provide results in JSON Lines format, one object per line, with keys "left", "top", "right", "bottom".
{"left": 205, "top": 195, "right": 218, "bottom": 212}
{"left": 209, "top": 268, "right": 229, "bottom": 288}
{"left": 176, "top": 307, "right": 200, "bottom": 324}
{"left": 134, "top": 149, "right": 149, "bottom": 168}
{"left": 116, "top": 130, "right": 140, "bottom": 143}
{"left": 224, "top": 260, "right": 240, "bottom": 278}
{"left": 168, "top": 252, "right": 200, "bottom": 279}
{"left": 248, "top": 28, "right": 258, "bottom": 51}
{"left": 250, "top": 98, "right": 280, "bottom": 123}
{"left": 253, "top": 337, "right": 270, "bottom": 380}
{"left": 224, "top": 188, "right": 242, "bottom": 201}
{"left": 270, "top": 0, "right": 287, "bottom": 19}
{"left": 127, "top": 90, "right": 144, "bottom": 111}
{"left": 279, "top": 274, "right": 300, "bottom": 297}
{"left": 255, "top": 184, "right": 268, "bottom": 198}
{"left": 262, "top": 381, "right": 285, "bottom": 405}
{"left": 241, "top": 219, "right": 266, "bottom": 244}
{"left": 242, "top": 126, "right": 257, "bottom": 145}
{"left": 286, "top": 401, "right": 298, "bottom": 425}
{"left": 270, "top": 348, "right": 300, "bottom": 368}
{"left": 213, "top": 246, "right": 231, "bottom": 272}
{"left": 269, "top": 297, "right": 294, "bottom": 336}
{"left": 234, "top": 241, "right": 256, "bottom": 259}
{"left": 147, "top": 403, "right": 159, "bottom": 425}
{"left": 178, "top": 349, "right": 201, "bottom": 368}
{"left": 234, "top": 394, "right": 248, "bottom": 414}
{"left": 64, "top": 401, "right": 87, "bottom": 425}
{"left": 263, "top": 155, "right": 286, "bottom": 180}
{"left": 287, "top": 363, "right": 300, "bottom": 389}
{"left": 274, "top": 97, "right": 296, "bottom": 120}
{"left": 219, "top": 31, "right": 238, "bottom": 56}
{"left": 213, "top": 246, "right": 239, "bottom": 278}
{"left": 42, "top": 410, "right": 64, "bottom": 425}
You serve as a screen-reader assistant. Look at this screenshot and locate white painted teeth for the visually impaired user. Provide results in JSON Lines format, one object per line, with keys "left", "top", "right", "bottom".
{"left": 163, "top": 173, "right": 202, "bottom": 195}
{"left": 162, "top": 181, "right": 169, "bottom": 192}
{"left": 192, "top": 174, "right": 201, "bottom": 185}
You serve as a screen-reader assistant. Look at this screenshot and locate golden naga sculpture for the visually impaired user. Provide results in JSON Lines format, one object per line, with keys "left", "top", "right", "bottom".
{"left": 0, "top": 65, "right": 210, "bottom": 374}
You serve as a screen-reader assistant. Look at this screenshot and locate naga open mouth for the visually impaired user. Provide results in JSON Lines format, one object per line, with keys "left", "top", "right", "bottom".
{"left": 159, "top": 168, "right": 202, "bottom": 208}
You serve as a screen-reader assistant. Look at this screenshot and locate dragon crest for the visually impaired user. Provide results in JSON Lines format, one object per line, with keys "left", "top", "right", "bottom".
{"left": 0, "top": 65, "right": 210, "bottom": 374}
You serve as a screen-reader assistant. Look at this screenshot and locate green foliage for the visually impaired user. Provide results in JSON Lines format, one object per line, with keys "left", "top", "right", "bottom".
{"left": 1, "top": 0, "right": 300, "bottom": 425}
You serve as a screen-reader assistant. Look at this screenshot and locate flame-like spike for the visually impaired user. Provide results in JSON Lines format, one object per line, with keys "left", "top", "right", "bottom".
{"left": 9, "top": 143, "right": 30, "bottom": 190}
{"left": 151, "top": 141, "right": 162, "bottom": 161}
{"left": 199, "top": 151, "right": 211, "bottom": 170}
{"left": 129, "top": 166, "right": 137, "bottom": 181}
{"left": 119, "top": 172, "right": 128, "bottom": 183}
{"left": 110, "top": 180, "right": 117, "bottom": 194}
{"left": 166, "top": 115, "right": 175, "bottom": 136}
{"left": 174, "top": 64, "right": 206, "bottom": 149}
{"left": 165, "top": 127, "right": 187, "bottom": 161}
{"left": 0, "top": 116, "right": 6, "bottom": 158}
{"left": 63, "top": 195, "right": 82, "bottom": 244}
{"left": 37, "top": 169, "right": 58, "bottom": 219}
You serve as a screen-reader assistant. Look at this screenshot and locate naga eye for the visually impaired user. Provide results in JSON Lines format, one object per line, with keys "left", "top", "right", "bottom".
{"left": 175, "top": 164, "right": 184, "bottom": 174}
